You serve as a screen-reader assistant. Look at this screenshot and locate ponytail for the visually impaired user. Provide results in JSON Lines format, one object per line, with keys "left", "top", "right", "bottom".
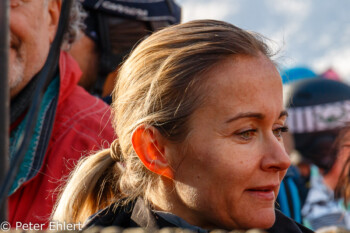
{"left": 52, "top": 140, "right": 124, "bottom": 224}
{"left": 53, "top": 19, "right": 275, "bottom": 226}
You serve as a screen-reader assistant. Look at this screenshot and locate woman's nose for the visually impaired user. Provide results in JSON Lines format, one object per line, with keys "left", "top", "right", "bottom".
{"left": 261, "top": 135, "right": 291, "bottom": 172}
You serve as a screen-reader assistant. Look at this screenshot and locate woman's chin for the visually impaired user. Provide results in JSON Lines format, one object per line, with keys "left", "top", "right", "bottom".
{"left": 250, "top": 209, "right": 276, "bottom": 229}
{"left": 237, "top": 208, "right": 276, "bottom": 230}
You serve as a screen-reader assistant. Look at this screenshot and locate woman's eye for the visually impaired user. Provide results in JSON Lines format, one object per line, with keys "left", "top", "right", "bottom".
{"left": 236, "top": 129, "right": 257, "bottom": 140}
{"left": 273, "top": 126, "right": 289, "bottom": 138}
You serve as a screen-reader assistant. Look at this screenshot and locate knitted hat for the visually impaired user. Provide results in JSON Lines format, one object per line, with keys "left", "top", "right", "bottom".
{"left": 286, "top": 78, "right": 350, "bottom": 172}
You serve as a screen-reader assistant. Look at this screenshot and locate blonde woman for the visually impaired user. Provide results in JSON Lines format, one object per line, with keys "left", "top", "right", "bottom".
{"left": 53, "top": 20, "right": 313, "bottom": 232}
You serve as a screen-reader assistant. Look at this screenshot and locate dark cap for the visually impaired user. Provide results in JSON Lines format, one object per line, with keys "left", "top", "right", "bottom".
{"left": 286, "top": 78, "right": 350, "bottom": 172}
{"left": 80, "top": 0, "right": 181, "bottom": 24}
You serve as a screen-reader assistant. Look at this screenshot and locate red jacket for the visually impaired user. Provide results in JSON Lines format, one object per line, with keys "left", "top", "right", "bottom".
{"left": 8, "top": 52, "right": 115, "bottom": 227}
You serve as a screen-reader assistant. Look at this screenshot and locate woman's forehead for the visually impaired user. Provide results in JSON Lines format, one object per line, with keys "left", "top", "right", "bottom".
{"left": 187, "top": 54, "right": 283, "bottom": 126}
{"left": 203, "top": 54, "right": 281, "bottom": 103}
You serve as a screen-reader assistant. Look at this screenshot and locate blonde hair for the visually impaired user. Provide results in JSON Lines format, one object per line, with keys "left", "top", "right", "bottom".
{"left": 53, "top": 19, "right": 273, "bottom": 223}
{"left": 334, "top": 124, "right": 350, "bottom": 204}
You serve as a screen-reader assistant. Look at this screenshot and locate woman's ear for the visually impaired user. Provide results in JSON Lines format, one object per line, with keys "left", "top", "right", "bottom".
{"left": 132, "top": 125, "right": 174, "bottom": 179}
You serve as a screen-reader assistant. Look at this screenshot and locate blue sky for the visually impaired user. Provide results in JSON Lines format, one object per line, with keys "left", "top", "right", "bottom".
{"left": 177, "top": 0, "right": 350, "bottom": 81}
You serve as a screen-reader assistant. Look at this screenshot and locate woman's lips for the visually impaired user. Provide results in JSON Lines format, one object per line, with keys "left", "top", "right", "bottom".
{"left": 245, "top": 185, "right": 278, "bottom": 201}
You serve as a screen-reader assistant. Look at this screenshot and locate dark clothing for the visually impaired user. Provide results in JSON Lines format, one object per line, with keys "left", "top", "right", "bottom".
{"left": 84, "top": 199, "right": 176, "bottom": 231}
{"left": 85, "top": 198, "right": 314, "bottom": 233}
{"left": 268, "top": 210, "right": 314, "bottom": 233}
{"left": 276, "top": 165, "right": 309, "bottom": 223}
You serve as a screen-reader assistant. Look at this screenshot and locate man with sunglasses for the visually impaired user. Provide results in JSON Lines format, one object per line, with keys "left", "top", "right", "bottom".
{"left": 8, "top": 0, "right": 114, "bottom": 228}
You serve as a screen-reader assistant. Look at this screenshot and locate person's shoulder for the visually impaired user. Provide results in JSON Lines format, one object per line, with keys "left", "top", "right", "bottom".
{"left": 59, "top": 85, "right": 110, "bottom": 114}
{"left": 267, "top": 209, "right": 314, "bottom": 233}
{"left": 55, "top": 85, "right": 112, "bottom": 130}
{"left": 51, "top": 86, "right": 115, "bottom": 155}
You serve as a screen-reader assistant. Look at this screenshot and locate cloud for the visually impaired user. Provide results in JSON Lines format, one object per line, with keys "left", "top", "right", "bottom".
{"left": 177, "top": 0, "right": 238, "bottom": 22}
{"left": 267, "top": 0, "right": 311, "bottom": 18}
{"left": 312, "top": 48, "right": 350, "bottom": 80}
{"left": 175, "top": 0, "right": 350, "bottom": 80}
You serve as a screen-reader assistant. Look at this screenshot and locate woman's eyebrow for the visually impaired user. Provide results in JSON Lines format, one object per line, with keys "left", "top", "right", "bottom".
{"left": 225, "top": 110, "right": 288, "bottom": 123}
{"left": 225, "top": 112, "right": 265, "bottom": 123}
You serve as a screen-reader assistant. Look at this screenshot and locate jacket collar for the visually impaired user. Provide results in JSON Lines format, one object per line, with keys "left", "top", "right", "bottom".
{"left": 58, "top": 51, "right": 82, "bottom": 105}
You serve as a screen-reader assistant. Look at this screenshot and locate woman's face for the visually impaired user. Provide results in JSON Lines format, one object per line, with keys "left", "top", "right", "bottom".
{"left": 170, "top": 54, "right": 291, "bottom": 230}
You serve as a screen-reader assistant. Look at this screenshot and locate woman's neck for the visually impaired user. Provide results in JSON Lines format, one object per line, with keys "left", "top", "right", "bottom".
{"left": 148, "top": 178, "right": 215, "bottom": 230}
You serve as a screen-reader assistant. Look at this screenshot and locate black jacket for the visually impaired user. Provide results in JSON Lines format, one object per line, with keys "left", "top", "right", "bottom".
{"left": 84, "top": 198, "right": 314, "bottom": 233}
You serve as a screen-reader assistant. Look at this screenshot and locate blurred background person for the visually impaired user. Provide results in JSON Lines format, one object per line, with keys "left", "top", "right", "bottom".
{"left": 69, "top": 0, "right": 181, "bottom": 103}
{"left": 335, "top": 125, "right": 350, "bottom": 208}
{"left": 311, "top": 125, "right": 350, "bottom": 233}
{"left": 276, "top": 66, "right": 318, "bottom": 224}
{"left": 285, "top": 78, "right": 350, "bottom": 230}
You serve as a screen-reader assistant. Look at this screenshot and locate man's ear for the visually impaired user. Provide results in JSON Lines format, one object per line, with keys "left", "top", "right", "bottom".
{"left": 132, "top": 125, "right": 174, "bottom": 179}
{"left": 47, "top": 0, "right": 62, "bottom": 43}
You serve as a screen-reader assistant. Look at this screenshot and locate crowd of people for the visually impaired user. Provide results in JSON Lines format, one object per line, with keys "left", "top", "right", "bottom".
{"left": 4, "top": 0, "right": 350, "bottom": 232}
{"left": 278, "top": 76, "right": 350, "bottom": 230}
